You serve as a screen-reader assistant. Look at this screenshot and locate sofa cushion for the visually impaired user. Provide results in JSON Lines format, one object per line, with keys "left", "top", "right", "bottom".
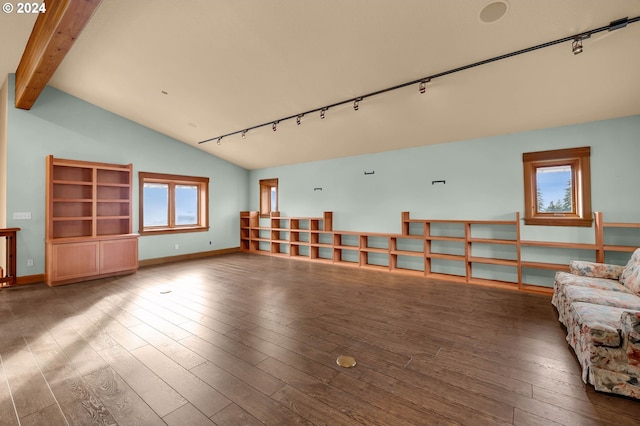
{"left": 570, "top": 261, "right": 625, "bottom": 280}
{"left": 570, "top": 302, "right": 628, "bottom": 347}
{"left": 622, "top": 265, "right": 640, "bottom": 296}
{"left": 620, "top": 248, "right": 640, "bottom": 294}
{"left": 562, "top": 285, "right": 640, "bottom": 311}
{"left": 554, "top": 271, "right": 630, "bottom": 293}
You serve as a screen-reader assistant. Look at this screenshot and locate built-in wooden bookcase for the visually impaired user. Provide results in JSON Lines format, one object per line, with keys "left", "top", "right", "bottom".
{"left": 240, "top": 210, "right": 640, "bottom": 294}
{"left": 46, "top": 156, "right": 138, "bottom": 286}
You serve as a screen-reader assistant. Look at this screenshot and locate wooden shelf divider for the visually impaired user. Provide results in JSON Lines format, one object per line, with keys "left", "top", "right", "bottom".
{"left": 239, "top": 210, "right": 640, "bottom": 294}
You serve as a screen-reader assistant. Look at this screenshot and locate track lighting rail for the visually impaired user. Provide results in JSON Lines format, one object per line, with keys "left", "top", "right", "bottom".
{"left": 199, "top": 16, "right": 639, "bottom": 146}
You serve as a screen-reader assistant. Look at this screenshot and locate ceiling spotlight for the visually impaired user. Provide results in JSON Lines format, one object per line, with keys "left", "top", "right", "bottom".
{"left": 320, "top": 108, "right": 327, "bottom": 119}
{"left": 354, "top": 98, "right": 361, "bottom": 111}
{"left": 272, "top": 121, "right": 278, "bottom": 131}
{"left": 572, "top": 38, "right": 583, "bottom": 55}
{"left": 216, "top": 137, "right": 222, "bottom": 145}
{"left": 419, "top": 79, "right": 430, "bottom": 94}
{"left": 241, "top": 130, "right": 247, "bottom": 139}
{"left": 296, "top": 114, "right": 303, "bottom": 125}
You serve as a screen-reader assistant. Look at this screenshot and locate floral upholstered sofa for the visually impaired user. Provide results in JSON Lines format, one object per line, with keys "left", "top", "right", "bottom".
{"left": 552, "top": 248, "right": 640, "bottom": 399}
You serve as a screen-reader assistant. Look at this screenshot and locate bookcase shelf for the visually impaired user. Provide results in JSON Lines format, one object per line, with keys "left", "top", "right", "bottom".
{"left": 46, "top": 156, "right": 138, "bottom": 286}
{"left": 239, "top": 210, "right": 639, "bottom": 294}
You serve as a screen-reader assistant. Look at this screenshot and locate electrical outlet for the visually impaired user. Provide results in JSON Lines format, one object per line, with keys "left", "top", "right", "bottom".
{"left": 13, "top": 212, "right": 31, "bottom": 220}
{"left": 27, "top": 259, "right": 34, "bottom": 267}
{"left": 174, "top": 244, "right": 179, "bottom": 250}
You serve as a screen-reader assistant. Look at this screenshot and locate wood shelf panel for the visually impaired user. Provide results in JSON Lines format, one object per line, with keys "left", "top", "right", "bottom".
{"left": 603, "top": 222, "right": 640, "bottom": 228}
{"left": 391, "top": 250, "right": 423, "bottom": 257}
{"left": 603, "top": 245, "right": 638, "bottom": 252}
{"left": 96, "top": 218, "right": 130, "bottom": 236}
{"left": 426, "top": 236, "right": 465, "bottom": 242}
{"left": 520, "top": 261, "right": 570, "bottom": 271}
{"left": 53, "top": 216, "right": 93, "bottom": 221}
{"left": 360, "top": 247, "right": 388, "bottom": 254}
{"left": 53, "top": 184, "right": 93, "bottom": 199}
{"left": 51, "top": 220, "right": 93, "bottom": 239}
{"left": 427, "top": 253, "right": 465, "bottom": 261}
{"left": 334, "top": 245, "right": 359, "bottom": 250}
{"left": 468, "top": 238, "right": 517, "bottom": 245}
{"left": 394, "top": 234, "right": 424, "bottom": 240}
{"left": 468, "top": 256, "right": 517, "bottom": 267}
{"left": 52, "top": 165, "right": 92, "bottom": 182}
{"left": 97, "top": 202, "right": 129, "bottom": 217}
{"left": 520, "top": 240, "right": 597, "bottom": 250}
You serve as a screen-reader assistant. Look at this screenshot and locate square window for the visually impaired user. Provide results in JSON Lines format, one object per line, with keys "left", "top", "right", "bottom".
{"left": 523, "top": 147, "right": 591, "bottom": 227}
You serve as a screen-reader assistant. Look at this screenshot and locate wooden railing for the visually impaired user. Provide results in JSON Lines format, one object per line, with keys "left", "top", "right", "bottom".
{"left": 0, "top": 228, "right": 20, "bottom": 288}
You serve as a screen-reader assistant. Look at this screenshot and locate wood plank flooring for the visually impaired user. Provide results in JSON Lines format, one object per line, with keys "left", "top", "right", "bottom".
{"left": 1, "top": 252, "right": 639, "bottom": 425}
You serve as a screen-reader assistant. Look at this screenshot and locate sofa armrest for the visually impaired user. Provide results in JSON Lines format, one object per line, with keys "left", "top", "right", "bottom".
{"left": 621, "top": 311, "right": 640, "bottom": 367}
{"left": 569, "top": 261, "right": 625, "bottom": 280}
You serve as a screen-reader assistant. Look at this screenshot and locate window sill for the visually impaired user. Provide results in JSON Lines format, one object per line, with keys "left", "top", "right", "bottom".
{"left": 139, "top": 226, "right": 209, "bottom": 236}
{"left": 523, "top": 217, "right": 592, "bottom": 227}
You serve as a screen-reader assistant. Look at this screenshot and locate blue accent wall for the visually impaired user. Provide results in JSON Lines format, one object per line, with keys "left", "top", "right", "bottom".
{"left": 249, "top": 115, "right": 640, "bottom": 284}
{"left": 4, "top": 75, "right": 249, "bottom": 277}
{"left": 250, "top": 115, "right": 640, "bottom": 229}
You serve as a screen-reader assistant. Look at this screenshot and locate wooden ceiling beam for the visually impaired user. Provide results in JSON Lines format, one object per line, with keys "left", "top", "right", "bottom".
{"left": 15, "top": 0, "right": 103, "bottom": 110}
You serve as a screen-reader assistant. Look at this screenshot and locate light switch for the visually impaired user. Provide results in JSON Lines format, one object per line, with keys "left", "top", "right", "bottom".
{"left": 13, "top": 212, "right": 32, "bottom": 220}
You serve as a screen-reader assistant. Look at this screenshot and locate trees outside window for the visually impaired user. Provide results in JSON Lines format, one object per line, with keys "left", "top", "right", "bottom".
{"left": 523, "top": 147, "right": 591, "bottom": 227}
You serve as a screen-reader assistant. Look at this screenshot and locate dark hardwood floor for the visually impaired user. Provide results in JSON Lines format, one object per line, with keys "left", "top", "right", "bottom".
{"left": 1, "top": 253, "right": 639, "bottom": 425}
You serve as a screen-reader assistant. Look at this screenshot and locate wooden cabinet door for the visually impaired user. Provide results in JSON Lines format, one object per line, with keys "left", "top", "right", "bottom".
{"left": 50, "top": 241, "right": 99, "bottom": 282}
{"left": 100, "top": 238, "right": 138, "bottom": 274}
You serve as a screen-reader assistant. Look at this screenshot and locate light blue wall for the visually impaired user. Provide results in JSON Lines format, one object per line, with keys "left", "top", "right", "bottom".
{"left": 250, "top": 115, "right": 640, "bottom": 283}
{"left": 251, "top": 115, "right": 640, "bottom": 229}
{"left": 4, "top": 75, "right": 249, "bottom": 277}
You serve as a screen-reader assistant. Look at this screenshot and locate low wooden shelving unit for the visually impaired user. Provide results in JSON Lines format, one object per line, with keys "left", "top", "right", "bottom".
{"left": 240, "top": 210, "right": 639, "bottom": 293}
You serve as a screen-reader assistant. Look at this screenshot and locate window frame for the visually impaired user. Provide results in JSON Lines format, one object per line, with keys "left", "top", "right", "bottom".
{"left": 522, "top": 147, "right": 591, "bottom": 227}
{"left": 139, "top": 172, "right": 209, "bottom": 235}
{"left": 259, "top": 178, "right": 278, "bottom": 218}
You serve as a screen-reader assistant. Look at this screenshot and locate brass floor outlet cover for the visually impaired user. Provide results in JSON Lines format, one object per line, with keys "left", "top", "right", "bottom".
{"left": 336, "top": 355, "right": 356, "bottom": 368}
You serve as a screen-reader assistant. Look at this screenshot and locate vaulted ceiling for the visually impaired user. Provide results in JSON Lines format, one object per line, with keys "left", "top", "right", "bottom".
{"left": 3, "top": 1, "right": 640, "bottom": 170}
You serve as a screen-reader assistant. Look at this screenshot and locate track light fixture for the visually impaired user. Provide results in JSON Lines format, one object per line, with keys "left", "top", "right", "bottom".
{"left": 572, "top": 38, "right": 583, "bottom": 55}
{"left": 241, "top": 130, "right": 247, "bottom": 139}
{"left": 419, "top": 79, "right": 430, "bottom": 94}
{"left": 198, "top": 15, "right": 638, "bottom": 146}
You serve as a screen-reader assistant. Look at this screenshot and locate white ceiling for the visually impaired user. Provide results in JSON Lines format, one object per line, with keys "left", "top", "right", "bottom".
{"left": 3, "top": 1, "right": 640, "bottom": 170}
